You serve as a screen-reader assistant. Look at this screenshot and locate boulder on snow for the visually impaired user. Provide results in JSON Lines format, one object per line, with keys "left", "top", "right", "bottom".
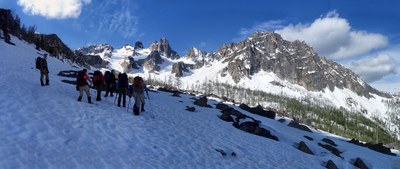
{"left": 366, "top": 143, "right": 396, "bottom": 156}
{"left": 194, "top": 96, "right": 212, "bottom": 108}
{"left": 216, "top": 102, "right": 230, "bottom": 110}
{"left": 318, "top": 143, "right": 342, "bottom": 158}
{"left": 322, "top": 138, "right": 337, "bottom": 147}
{"left": 237, "top": 121, "right": 259, "bottom": 133}
{"left": 172, "top": 92, "right": 181, "bottom": 97}
{"left": 185, "top": 106, "right": 195, "bottom": 112}
{"left": 325, "top": 160, "right": 338, "bottom": 169}
{"left": 288, "top": 121, "right": 312, "bottom": 133}
{"left": 254, "top": 127, "right": 279, "bottom": 141}
{"left": 353, "top": 158, "right": 369, "bottom": 169}
{"left": 297, "top": 141, "right": 314, "bottom": 155}
{"left": 219, "top": 111, "right": 234, "bottom": 122}
{"left": 304, "top": 136, "right": 314, "bottom": 141}
{"left": 238, "top": 103, "right": 276, "bottom": 119}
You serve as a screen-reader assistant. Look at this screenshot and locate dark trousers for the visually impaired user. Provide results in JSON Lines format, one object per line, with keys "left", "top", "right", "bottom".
{"left": 118, "top": 87, "right": 127, "bottom": 107}
{"left": 105, "top": 82, "right": 114, "bottom": 97}
{"left": 95, "top": 85, "right": 102, "bottom": 101}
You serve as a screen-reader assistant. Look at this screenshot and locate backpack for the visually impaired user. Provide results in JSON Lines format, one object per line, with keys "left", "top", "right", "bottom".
{"left": 133, "top": 76, "right": 144, "bottom": 93}
{"left": 35, "top": 57, "right": 42, "bottom": 69}
{"left": 104, "top": 71, "right": 110, "bottom": 82}
{"left": 76, "top": 71, "right": 86, "bottom": 86}
{"left": 93, "top": 71, "right": 102, "bottom": 86}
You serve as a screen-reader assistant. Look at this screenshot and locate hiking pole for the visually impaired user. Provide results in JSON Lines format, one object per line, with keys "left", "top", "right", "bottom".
{"left": 114, "top": 93, "right": 119, "bottom": 105}
{"left": 146, "top": 93, "right": 155, "bottom": 119}
{"left": 127, "top": 97, "right": 131, "bottom": 112}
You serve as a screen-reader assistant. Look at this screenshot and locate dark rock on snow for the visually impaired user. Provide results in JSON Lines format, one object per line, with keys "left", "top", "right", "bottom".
{"left": 353, "top": 158, "right": 369, "bottom": 169}
{"left": 303, "top": 136, "right": 314, "bottom": 141}
{"left": 185, "top": 106, "right": 195, "bottom": 112}
{"left": 194, "top": 96, "right": 212, "bottom": 108}
{"left": 322, "top": 138, "right": 337, "bottom": 147}
{"left": 325, "top": 160, "right": 338, "bottom": 169}
{"left": 318, "top": 143, "right": 342, "bottom": 158}
{"left": 297, "top": 141, "right": 314, "bottom": 155}
{"left": 288, "top": 121, "right": 313, "bottom": 133}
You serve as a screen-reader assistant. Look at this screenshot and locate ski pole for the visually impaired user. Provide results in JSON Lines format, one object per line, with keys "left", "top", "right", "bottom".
{"left": 127, "top": 97, "right": 131, "bottom": 112}
{"left": 114, "top": 93, "right": 119, "bottom": 104}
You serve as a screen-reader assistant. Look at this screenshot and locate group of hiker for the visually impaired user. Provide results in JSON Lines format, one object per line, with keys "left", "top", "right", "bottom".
{"left": 36, "top": 54, "right": 148, "bottom": 115}
{"left": 75, "top": 68, "right": 149, "bottom": 115}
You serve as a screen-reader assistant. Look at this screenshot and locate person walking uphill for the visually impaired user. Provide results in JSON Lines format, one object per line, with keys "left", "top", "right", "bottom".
{"left": 39, "top": 54, "right": 49, "bottom": 86}
{"left": 76, "top": 69, "right": 93, "bottom": 103}
{"left": 117, "top": 73, "right": 129, "bottom": 107}
{"left": 93, "top": 71, "right": 105, "bottom": 101}
{"left": 132, "top": 76, "right": 149, "bottom": 115}
{"left": 104, "top": 70, "right": 116, "bottom": 97}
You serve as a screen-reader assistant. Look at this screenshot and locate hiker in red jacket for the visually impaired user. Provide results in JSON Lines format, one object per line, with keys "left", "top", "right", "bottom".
{"left": 76, "top": 69, "right": 93, "bottom": 103}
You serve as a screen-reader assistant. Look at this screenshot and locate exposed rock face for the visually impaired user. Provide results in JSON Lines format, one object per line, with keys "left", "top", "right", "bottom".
{"left": 171, "top": 62, "right": 190, "bottom": 77}
{"left": 150, "top": 38, "right": 180, "bottom": 59}
{"left": 297, "top": 141, "right": 314, "bottom": 155}
{"left": 76, "top": 44, "right": 114, "bottom": 59}
{"left": 140, "top": 51, "right": 163, "bottom": 72}
{"left": 215, "top": 31, "right": 389, "bottom": 98}
{"left": 183, "top": 47, "right": 220, "bottom": 69}
{"left": 134, "top": 41, "right": 144, "bottom": 50}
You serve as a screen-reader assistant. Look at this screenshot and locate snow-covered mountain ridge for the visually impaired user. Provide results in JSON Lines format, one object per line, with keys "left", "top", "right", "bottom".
{"left": 1, "top": 35, "right": 400, "bottom": 169}
{"left": 75, "top": 32, "right": 393, "bottom": 126}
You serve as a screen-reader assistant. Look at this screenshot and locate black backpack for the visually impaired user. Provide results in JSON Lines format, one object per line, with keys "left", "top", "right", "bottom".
{"left": 35, "top": 57, "right": 42, "bottom": 69}
{"left": 93, "top": 71, "right": 102, "bottom": 86}
{"left": 76, "top": 71, "right": 86, "bottom": 86}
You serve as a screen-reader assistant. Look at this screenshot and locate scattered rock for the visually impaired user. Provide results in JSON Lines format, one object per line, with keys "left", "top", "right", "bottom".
{"left": 304, "top": 136, "right": 314, "bottom": 141}
{"left": 238, "top": 103, "right": 276, "bottom": 119}
{"left": 237, "top": 121, "right": 259, "bottom": 133}
{"left": 322, "top": 138, "right": 337, "bottom": 147}
{"left": 277, "top": 118, "right": 286, "bottom": 123}
{"left": 185, "top": 106, "right": 195, "bottom": 112}
{"left": 254, "top": 127, "right": 279, "bottom": 141}
{"left": 231, "top": 152, "right": 237, "bottom": 157}
{"left": 194, "top": 96, "right": 212, "bottom": 108}
{"left": 221, "top": 107, "right": 246, "bottom": 119}
{"left": 215, "top": 149, "right": 226, "bottom": 156}
{"left": 318, "top": 143, "right": 342, "bottom": 158}
{"left": 325, "top": 160, "right": 338, "bottom": 169}
{"left": 288, "top": 121, "right": 312, "bottom": 133}
{"left": 297, "top": 141, "right": 314, "bottom": 155}
{"left": 216, "top": 102, "right": 230, "bottom": 110}
{"left": 172, "top": 92, "right": 181, "bottom": 97}
{"left": 219, "top": 112, "right": 234, "bottom": 122}
{"left": 367, "top": 143, "right": 396, "bottom": 156}
{"left": 353, "top": 158, "right": 369, "bottom": 169}
{"left": 347, "top": 139, "right": 396, "bottom": 156}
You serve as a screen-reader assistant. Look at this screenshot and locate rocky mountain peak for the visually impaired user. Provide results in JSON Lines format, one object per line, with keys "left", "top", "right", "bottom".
{"left": 76, "top": 44, "right": 114, "bottom": 59}
{"left": 150, "top": 38, "right": 180, "bottom": 59}
{"left": 217, "top": 31, "right": 388, "bottom": 98}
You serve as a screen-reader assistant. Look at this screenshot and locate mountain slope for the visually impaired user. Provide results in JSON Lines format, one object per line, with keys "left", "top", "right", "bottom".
{"left": 1, "top": 35, "right": 399, "bottom": 168}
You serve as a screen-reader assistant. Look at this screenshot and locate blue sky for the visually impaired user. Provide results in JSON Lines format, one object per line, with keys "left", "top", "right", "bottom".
{"left": 1, "top": 0, "right": 400, "bottom": 92}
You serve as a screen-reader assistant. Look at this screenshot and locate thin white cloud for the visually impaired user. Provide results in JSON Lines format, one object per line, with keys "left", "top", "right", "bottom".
{"left": 17, "top": 0, "right": 91, "bottom": 19}
{"left": 76, "top": 0, "right": 139, "bottom": 39}
{"left": 234, "top": 20, "right": 284, "bottom": 42}
{"left": 276, "top": 11, "right": 388, "bottom": 59}
{"left": 347, "top": 54, "right": 397, "bottom": 82}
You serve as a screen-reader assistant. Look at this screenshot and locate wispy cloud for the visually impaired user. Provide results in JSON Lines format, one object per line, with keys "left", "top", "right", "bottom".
{"left": 234, "top": 20, "right": 285, "bottom": 41}
{"left": 17, "top": 0, "right": 91, "bottom": 19}
{"left": 347, "top": 54, "right": 397, "bottom": 82}
{"left": 74, "top": 0, "right": 139, "bottom": 39}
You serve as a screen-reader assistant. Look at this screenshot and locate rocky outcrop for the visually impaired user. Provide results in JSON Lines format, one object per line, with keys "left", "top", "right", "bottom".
{"left": 171, "top": 62, "right": 190, "bottom": 77}
{"left": 215, "top": 31, "right": 389, "bottom": 98}
{"left": 76, "top": 44, "right": 114, "bottom": 59}
{"left": 238, "top": 104, "right": 276, "bottom": 119}
{"left": 134, "top": 41, "right": 144, "bottom": 50}
{"left": 150, "top": 38, "right": 179, "bottom": 59}
{"left": 139, "top": 51, "right": 164, "bottom": 72}
{"left": 288, "top": 121, "right": 312, "bottom": 133}
{"left": 297, "top": 141, "right": 314, "bottom": 155}
{"left": 183, "top": 47, "right": 220, "bottom": 69}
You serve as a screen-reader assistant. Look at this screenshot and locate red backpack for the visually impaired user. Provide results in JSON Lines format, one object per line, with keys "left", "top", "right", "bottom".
{"left": 133, "top": 76, "right": 143, "bottom": 88}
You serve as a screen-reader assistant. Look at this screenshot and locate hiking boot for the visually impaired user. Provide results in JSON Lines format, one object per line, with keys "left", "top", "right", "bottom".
{"left": 133, "top": 105, "right": 139, "bottom": 115}
{"left": 141, "top": 103, "right": 145, "bottom": 112}
{"left": 45, "top": 80, "right": 49, "bottom": 85}
{"left": 40, "top": 80, "right": 44, "bottom": 86}
{"left": 88, "top": 97, "right": 92, "bottom": 104}
{"left": 78, "top": 96, "right": 82, "bottom": 101}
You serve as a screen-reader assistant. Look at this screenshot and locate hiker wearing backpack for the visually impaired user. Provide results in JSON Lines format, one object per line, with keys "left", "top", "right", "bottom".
{"left": 39, "top": 54, "right": 49, "bottom": 86}
{"left": 93, "top": 71, "right": 105, "bottom": 101}
{"left": 104, "top": 70, "right": 116, "bottom": 97}
{"left": 132, "top": 76, "right": 149, "bottom": 115}
{"left": 76, "top": 69, "right": 93, "bottom": 103}
{"left": 117, "top": 72, "right": 129, "bottom": 107}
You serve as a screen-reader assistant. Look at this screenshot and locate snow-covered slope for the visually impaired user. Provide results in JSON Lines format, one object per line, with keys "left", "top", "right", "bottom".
{"left": 1, "top": 36, "right": 399, "bottom": 168}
